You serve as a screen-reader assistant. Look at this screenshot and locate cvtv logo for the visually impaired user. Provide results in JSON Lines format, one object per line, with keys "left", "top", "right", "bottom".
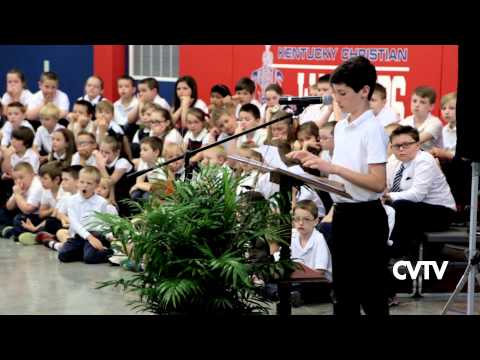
{"left": 393, "top": 261, "right": 449, "bottom": 280}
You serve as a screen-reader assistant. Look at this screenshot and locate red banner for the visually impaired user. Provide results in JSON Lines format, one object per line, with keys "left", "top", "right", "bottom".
{"left": 180, "top": 45, "right": 458, "bottom": 119}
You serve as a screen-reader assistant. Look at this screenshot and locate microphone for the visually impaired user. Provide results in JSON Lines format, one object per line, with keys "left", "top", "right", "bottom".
{"left": 279, "top": 95, "right": 333, "bottom": 106}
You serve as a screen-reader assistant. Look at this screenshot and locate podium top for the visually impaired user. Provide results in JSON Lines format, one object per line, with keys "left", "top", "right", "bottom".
{"left": 228, "top": 154, "right": 352, "bottom": 199}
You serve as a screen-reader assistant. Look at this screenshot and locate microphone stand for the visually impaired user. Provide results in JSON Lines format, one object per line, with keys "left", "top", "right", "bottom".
{"left": 128, "top": 103, "right": 307, "bottom": 315}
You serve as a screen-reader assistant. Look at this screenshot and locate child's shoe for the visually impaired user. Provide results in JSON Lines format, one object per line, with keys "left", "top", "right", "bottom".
{"left": 18, "top": 232, "right": 37, "bottom": 245}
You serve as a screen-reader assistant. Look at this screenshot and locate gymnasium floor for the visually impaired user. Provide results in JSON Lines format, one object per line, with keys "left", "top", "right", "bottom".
{"left": 1, "top": 239, "right": 478, "bottom": 315}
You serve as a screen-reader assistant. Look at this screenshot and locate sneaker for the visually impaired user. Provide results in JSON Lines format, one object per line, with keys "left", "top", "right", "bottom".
{"left": 18, "top": 232, "right": 37, "bottom": 245}
{"left": 108, "top": 254, "right": 128, "bottom": 266}
{"left": 1, "top": 226, "right": 13, "bottom": 238}
{"left": 36, "top": 231, "right": 55, "bottom": 244}
{"left": 121, "top": 259, "right": 142, "bottom": 272}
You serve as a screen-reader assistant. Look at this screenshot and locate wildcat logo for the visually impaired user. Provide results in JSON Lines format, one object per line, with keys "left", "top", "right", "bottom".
{"left": 393, "top": 261, "right": 449, "bottom": 280}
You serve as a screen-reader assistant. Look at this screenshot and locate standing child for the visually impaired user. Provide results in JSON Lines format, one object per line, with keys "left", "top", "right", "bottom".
{"left": 57, "top": 166, "right": 117, "bottom": 264}
{"left": 26, "top": 72, "right": 70, "bottom": 126}
{"left": 288, "top": 56, "right": 390, "bottom": 315}
{"left": 400, "top": 86, "right": 443, "bottom": 151}
{"left": 1, "top": 69, "right": 33, "bottom": 107}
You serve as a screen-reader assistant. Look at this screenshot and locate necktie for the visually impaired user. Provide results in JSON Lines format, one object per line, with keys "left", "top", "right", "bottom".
{"left": 390, "top": 163, "right": 405, "bottom": 192}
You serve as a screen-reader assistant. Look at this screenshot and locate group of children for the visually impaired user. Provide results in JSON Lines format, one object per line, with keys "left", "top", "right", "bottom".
{"left": 0, "top": 65, "right": 461, "bottom": 308}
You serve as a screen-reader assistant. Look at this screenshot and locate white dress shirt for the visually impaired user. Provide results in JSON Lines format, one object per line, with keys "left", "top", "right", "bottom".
{"left": 28, "top": 90, "right": 70, "bottom": 115}
{"left": 114, "top": 97, "right": 138, "bottom": 127}
{"left": 387, "top": 150, "right": 456, "bottom": 210}
{"left": 67, "top": 193, "right": 117, "bottom": 239}
{"left": 1, "top": 89, "right": 33, "bottom": 107}
{"left": 71, "top": 152, "right": 97, "bottom": 167}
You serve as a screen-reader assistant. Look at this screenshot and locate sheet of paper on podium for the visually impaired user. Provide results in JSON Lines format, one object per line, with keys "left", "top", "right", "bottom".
{"left": 227, "top": 153, "right": 352, "bottom": 199}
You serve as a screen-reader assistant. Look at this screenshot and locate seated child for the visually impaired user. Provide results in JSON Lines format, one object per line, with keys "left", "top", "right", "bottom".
{"left": 33, "top": 103, "right": 65, "bottom": 163}
{"left": 131, "top": 102, "right": 162, "bottom": 158}
{"left": 43, "top": 165, "right": 81, "bottom": 249}
{"left": 230, "top": 104, "right": 267, "bottom": 152}
{"left": 130, "top": 136, "right": 166, "bottom": 201}
{"left": 17, "top": 161, "right": 64, "bottom": 244}
{"left": 370, "top": 83, "right": 400, "bottom": 126}
{"left": 95, "top": 100, "right": 132, "bottom": 160}
{"left": 77, "top": 75, "right": 107, "bottom": 107}
{"left": 150, "top": 108, "right": 183, "bottom": 146}
{"left": 95, "top": 136, "right": 134, "bottom": 216}
{"left": 1, "top": 101, "right": 35, "bottom": 148}
{"left": 2, "top": 127, "right": 39, "bottom": 176}
{"left": 3, "top": 162, "right": 44, "bottom": 242}
{"left": 49, "top": 128, "right": 76, "bottom": 167}
{"left": 162, "top": 143, "right": 186, "bottom": 181}
{"left": 67, "top": 100, "right": 96, "bottom": 140}
{"left": 26, "top": 71, "right": 70, "bottom": 125}
{"left": 71, "top": 131, "right": 97, "bottom": 166}
{"left": 57, "top": 166, "right": 117, "bottom": 264}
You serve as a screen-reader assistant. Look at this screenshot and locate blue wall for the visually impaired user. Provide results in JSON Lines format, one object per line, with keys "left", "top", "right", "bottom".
{"left": 0, "top": 45, "right": 93, "bottom": 109}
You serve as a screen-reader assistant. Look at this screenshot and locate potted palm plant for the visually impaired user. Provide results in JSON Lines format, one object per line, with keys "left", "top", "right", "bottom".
{"left": 95, "top": 166, "right": 295, "bottom": 315}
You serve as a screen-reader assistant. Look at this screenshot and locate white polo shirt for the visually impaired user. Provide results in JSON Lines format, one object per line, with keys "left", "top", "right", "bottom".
{"left": 66, "top": 192, "right": 117, "bottom": 239}
{"left": 28, "top": 90, "right": 70, "bottom": 115}
{"left": 77, "top": 95, "right": 106, "bottom": 106}
{"left": 11, "top": 148, "right": 40, "bottom": 174}
{"left": 2, "top": 89, "right": 33, "bottom": 107}
{"left": 183, "top": 128, "right": 209, "bottom": 148}
{"left": 375, "top": 106, "right": 400, "bottom": 127}
{"left": 164, "top": 128, "right": 184, "bottom": 145}
{"left": 1, "top": 120, "right": 35, "bottom": 147}
{"left": 329, "top": 110, "right": 388, "bottom": 203}
{"left": 291, "top": 228, "right": 332, "bottom": 281}
{"left": 33, "top": 123, "right": 64, "bottom": 153}
{"left": 387, "top": 150, "right": 456, "bottom": 211}
{"left": 400, "top": 113, "right": 443, "bottom": 151}
{"left": 114, "top": 96, "right": 138, "bottom": 127}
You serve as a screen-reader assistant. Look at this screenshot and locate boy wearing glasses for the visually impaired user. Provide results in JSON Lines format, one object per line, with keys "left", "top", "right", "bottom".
{"left": 384, "top": 125, "right": 456, "bottom": 259}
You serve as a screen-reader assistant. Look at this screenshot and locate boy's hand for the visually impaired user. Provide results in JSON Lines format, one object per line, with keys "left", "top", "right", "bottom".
{"left": 12, "top": 185, "right": 23, "bottom": 195}
{"left": 66, "top": 112, "right": 77, "bottom": 123}
{"left": 129, "top": 185, "right": 138, "bottom": 195}
{"left": 88, "top": 235, "right": 107, "bottom": 251}
{"left": 93, "top": 150, "right": 106, "bottom": 168}
{"left": 21, "top": 218, "right": 36, "bottom": 231}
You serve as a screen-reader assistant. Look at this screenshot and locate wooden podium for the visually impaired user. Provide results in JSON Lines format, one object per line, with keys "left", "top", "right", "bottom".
{"left": 228, "top": 154, "right": 350, "bottom": 315}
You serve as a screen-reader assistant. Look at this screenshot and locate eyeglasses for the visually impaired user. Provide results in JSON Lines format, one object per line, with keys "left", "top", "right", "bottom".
{"left": 391, "top": 141, "right": 417, "bottom": 150}
{"left": 293, "top": 216, "right": 315, "bottom": 223}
